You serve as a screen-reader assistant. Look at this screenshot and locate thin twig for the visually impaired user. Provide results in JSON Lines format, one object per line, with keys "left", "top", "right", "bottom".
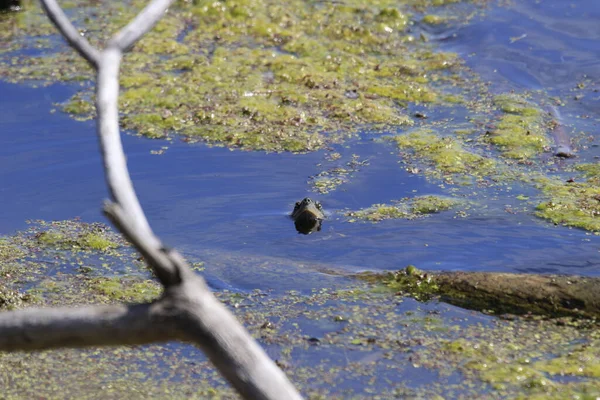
{"left": 0, "top": 303, "right": 178, "bottom": 350}
{"left": 0, "top": 1, "right": 305, "bottom": 399}
{"left": 39, "top": 0, "right": 100, "bottom": 67}
{"left": 109, "top": 0, "right": 176, "bottom": 52}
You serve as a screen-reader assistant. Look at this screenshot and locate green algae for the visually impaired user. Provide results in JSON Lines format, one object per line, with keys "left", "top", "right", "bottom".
{"left": 34, "top": 222, "right": 122, "bottom": 252}
{"left": 79, "top": 233, "right": 120, "bottom": 251}
{"left": 535, "top": 341, "right": 600, "bottom": 378}
{"left": 346, "top": 195, "right": 460, "bottom": 222}
{"left": 412, "top": 195, "right": 458, "bottom": 213}
{"left": 389, "top": 128, "right": 496, "bottom": 177}
{"left": 0, "top": 239, "right": 25, "bottom": 262}
{"left": 422, "top": 14, "right": 447, "bottom": 25}
{"left": 486, "top": 94, "right": 551, "bottom": 159}
{"left": 2, "top": 222, "right": 600, "bottom": 398}
{"left": 0, "top": 286, "right": 31, "bottom": 311}
{"left": 348, "top": 203, "right": 411, "bottom": 222}
{"left": 87, "top": 277, "right": 161, "bottom": 303}
{"left": 534, "top": 175, "right": 600, "bottom": 232}
{"left": 379, "top": 265, "right": 440, "bottom": 301}
{"left": 1, "top": 0, "right": 482, "bottom": 152}
{"left": 310, "top": 154, "right": 369, "bottom": 194}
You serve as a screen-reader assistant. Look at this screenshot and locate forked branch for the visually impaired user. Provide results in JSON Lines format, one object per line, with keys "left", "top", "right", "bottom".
{"left": 0, "top": 1, "right": 303, "bottom": 399}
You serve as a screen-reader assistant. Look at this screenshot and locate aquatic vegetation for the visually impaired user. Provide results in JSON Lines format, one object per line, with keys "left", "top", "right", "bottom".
{"left": 486, "top": 94, "right": 551, "bottom": 160}
{"left": 346, "top": 195, "right": 460, "bottom": 221}
{"left": 412, "top": 195, "right": 458, "bottom": 213}
{"left": 33, "top": 221, "right": 123, "bottom": 252}
{"left": 310, "top": 154, "right": 369, "bottom": 194}
{"left": 0, "top": 0, "right": 481, "bottom": 152}
{"left": 389, "top": 128, "right": 496, "bottom": 177}
{"left": 534, "top": 173, "right": 600, "bottom": 232}
{"left": 88, "top": 277, "right": 161, "bottom": 303}
{"left": 2, "top": 220, "right": 600, "bottom": 397}
{"left": 0, "top": 239, "right": 25, "bottom": 262}
{"left": 348, "top": 203, "right": 411, "bottom": 222}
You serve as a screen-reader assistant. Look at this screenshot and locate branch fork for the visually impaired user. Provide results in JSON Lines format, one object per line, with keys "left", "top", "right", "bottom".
{"left": 0, "top": 1, "right": 303, "bottom": 399}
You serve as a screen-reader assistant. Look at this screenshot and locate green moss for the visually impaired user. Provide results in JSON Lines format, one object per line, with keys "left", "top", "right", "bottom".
{"left": 535, "top": 342, "right": 600, "bottom": 378}
{"left": 422, "top": 15, "right": 446, "bottom": 25}
{"left": 88, "top": 277, "right": 161, "bottom": 303}
{"left": 389, "top": 128, "right": 495, "bottom": 176}
{"left": 1, "top": 0, "right": 475, "bottom": 152}
{"left": 79, "top": 233, "right": 119, "bottom": 251}
{"left": 487, "top": 95, "right": 550, "bottom": 159}
{"left": 346, "top": 195, "right": 460, "bottom": 221}
{"left": 411, "top": 195, "right": 458, "bottom": 214}
{"left": 534, "top": 177, "right": 600, "bottom": 232}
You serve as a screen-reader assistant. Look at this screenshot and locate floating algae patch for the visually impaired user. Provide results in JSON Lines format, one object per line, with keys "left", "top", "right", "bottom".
{"left": 346, "top": 195, "right": 461, "bottom": 222}
{"left": 28, "top": 219, "right": 123, "bottom": 252}
{"left": 310, "top": 154, "right": 370, "bottom": 194}
{"left": 86, "top": 277, "right": 162, "bottom": 303}
{"left": 1, "top": 221, "right": 599, "bottom": 398}
{"left": 388, "top": 128, "right": 496, "bottom": 179}
{"left": 1, "top": 219, "right": 147, "bottom": 296}
{"left": 534, "top": 172, "right": 600, "bottom": 232}
{"left": 486, "top": 94, "right": 551, "bottom": 160}
{"left": 2, "top": 274, "right": 600, "bottom": 398}
{"left": 1, "top": 0, "right": 487, "bottom": 151}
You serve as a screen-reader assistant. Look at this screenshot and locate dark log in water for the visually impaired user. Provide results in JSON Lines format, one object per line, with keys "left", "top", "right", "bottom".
{"left": 548, "top": 105, "right": 575, "bottom": 158}
{"left": 368, "top": 267, "right": 600, "bottom": 319}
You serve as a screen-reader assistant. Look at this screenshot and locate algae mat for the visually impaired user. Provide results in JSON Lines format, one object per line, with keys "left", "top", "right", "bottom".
{"left": 1, "top": 220, "right": 600, "bottom": 398}
{"left": 2, "top": 0, "right": 600, "bottom": 233}
{"left": 1, "top": 0, "right": 484, "bottom": 152}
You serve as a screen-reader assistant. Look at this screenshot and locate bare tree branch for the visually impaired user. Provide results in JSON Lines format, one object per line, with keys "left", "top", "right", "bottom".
{"left": 109, "top": 0, "right": 175, "bottom": 52}
{"left": 104, "top": 201, "right": 180, "bottom": 286}
{"left": 0, "top": 1, "right": 305, "bottom": 399}
{"left": 39, "top": 0, "right": 100, "bottom": 67}
{"left": 0, "top": 303, "right": 178, "bottom": 350}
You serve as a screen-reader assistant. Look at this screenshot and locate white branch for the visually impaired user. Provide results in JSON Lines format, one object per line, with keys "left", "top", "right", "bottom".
{"left": 40, "top": 0, "right": 100, "bottom": 67}
{"left": 109, "top": 0, "right": 175, "bottom": 52}
{"left": 0, "top": 1, "right": 305, "bottom": 399}
{"left": 0, "top": 303, "right": 178, "bottom": 350}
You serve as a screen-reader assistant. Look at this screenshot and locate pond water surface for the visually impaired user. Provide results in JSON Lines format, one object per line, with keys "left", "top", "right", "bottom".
{"left": 2, "top": 0, "right": 600, "bottom": 291}
{"left": 1, "top": 0, "right": 600, "bottom": 396}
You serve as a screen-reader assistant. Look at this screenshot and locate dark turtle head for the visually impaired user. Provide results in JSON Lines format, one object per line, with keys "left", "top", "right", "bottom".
{"left": 291, "top": 198, "right": 325, "bottom": 235}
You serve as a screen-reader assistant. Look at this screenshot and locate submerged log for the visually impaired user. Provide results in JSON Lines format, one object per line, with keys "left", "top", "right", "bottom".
{"left": 368, "top": 266, "right": 600, "bottom": 319}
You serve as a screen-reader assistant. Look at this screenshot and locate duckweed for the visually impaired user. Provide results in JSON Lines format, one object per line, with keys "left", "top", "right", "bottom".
{"left": 1, "top": 0, "right": 479, "bottom": 152}
{"left": 1, "top": 221, "right": 600, "bottom": 398}
{"left": 412, "top": 195, "right": 458, "bottom": 214}
{"left": 487, "top": 95, "right": 551, "bottom": 159}
{"left": 346, "top": 195, "right": 460, "bottom": 221}
{"left": 389, "top": 128, "right": 496, "bottom": 177}
{"left": 534, "top": 176, "right": 600, "bottom": 232}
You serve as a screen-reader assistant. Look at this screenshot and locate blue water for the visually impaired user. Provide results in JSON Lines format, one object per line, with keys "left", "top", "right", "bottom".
{"left": 2, "top": 1, "right": 600, "bottom": 397}
{"left": 1, "top": 0, "right": 600, "bottom": 293}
